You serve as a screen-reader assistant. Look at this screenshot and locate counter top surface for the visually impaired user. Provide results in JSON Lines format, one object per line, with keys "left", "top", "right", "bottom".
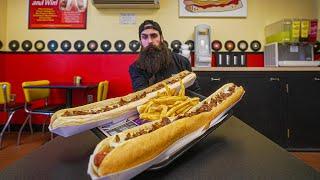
{"left": 192, "top": 67, "right": 320, "bottom": 72}
{"left": 0, "top": 116, "right": 319, "bottom": 179}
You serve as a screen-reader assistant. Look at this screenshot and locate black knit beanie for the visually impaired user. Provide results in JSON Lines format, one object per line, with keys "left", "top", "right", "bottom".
{"left": 138, "top": 20, "right": 163, "bottom": 39}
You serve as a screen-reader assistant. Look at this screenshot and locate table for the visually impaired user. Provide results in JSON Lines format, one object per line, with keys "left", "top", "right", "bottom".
{"left": 23, "top": 83, "right": 98, "bottom": 108}
{"left": 0, "top": 116, "right": 319, "bottom": 179}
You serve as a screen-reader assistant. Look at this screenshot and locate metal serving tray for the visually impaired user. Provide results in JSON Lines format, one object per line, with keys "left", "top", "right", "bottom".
{"left": 91, "top": 90, "right": 233, "bottom": 171}
{"left": 147, "top": 110, "right": 233, "bottom": 171}
{"left": 91, "top": 110, "right": 233, "bottom": 171}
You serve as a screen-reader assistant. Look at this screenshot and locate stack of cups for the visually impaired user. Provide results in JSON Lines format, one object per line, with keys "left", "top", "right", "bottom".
{"left": 180, "top": 44, "right": 191, "bottom": 63}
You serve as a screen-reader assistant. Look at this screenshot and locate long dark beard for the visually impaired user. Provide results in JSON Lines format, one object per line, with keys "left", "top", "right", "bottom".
{"left": 136, "top": 42, "right": 173, "bottom": 74}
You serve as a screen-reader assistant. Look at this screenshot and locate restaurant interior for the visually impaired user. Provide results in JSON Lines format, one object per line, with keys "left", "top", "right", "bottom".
{"left": 0, "top": 0, "right": 320, "bottom": 178}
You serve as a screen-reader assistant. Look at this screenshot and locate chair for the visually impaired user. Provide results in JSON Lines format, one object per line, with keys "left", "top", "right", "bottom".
{"left": 17, "top": 80, "right": 65, "bottom": 145}
{"left": 0, "top": 82, "right": 24, "bottom": 149}
{"left": 97, "top": 80, "right": 109, "bottom": 101}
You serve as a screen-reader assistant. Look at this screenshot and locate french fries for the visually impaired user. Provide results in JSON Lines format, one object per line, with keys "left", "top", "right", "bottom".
{"left": 138, "top": 80, "right": 200, "bottom": 121}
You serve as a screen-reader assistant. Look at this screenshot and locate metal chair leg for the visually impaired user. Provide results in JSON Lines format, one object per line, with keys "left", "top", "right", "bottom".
{"left": 17, "top": 114, "right": 31, "bottom": 146}
{"left": 42, "top": 116, "right": 50, "bottom": 133}
{"left": 51, "top": 132, "right": 54, "bottom": 140}
{"left": 0, "top": 111, "right": 15, "bottom": 149}
{"left": 7, "top": 124, "right": 11, "bottom": 133}
{"left": 5, "top": 113, "right": 11, "bottom": 133}
{"left": 28, "top": 115, "right": 33, "bottom": 135}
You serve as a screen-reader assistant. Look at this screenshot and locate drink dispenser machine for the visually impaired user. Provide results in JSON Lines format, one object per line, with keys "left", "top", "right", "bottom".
{"left": 195, "top": 24, "right": 212, "bottom": 67}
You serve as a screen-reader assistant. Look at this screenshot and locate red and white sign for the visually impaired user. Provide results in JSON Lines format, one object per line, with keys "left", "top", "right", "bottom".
{"left": 29, "top": 0, "right": 87, "bottom": 29}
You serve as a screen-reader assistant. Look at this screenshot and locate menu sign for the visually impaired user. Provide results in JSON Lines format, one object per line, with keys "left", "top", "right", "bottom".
{"left": 28, "top": 0, "right": 87, "bottom": 29}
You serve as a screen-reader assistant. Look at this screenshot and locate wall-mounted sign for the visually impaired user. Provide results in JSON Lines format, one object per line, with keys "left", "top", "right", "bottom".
{"left": 29, "top": 0, "right": 87, "bottom": 29}
{"left": 179, "top": 0, "right": 247, "bottom": 17}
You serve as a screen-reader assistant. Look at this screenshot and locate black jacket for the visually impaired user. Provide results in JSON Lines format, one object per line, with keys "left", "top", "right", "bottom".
{"left": 129, "top": 53, "right": 201, "bottom": 92}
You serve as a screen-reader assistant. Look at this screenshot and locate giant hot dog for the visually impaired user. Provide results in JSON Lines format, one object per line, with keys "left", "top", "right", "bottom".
{"left": 90, "top": 83, "right": 245, "bottom": 177}
{"left": 183, "top": 0, "right": 243, "bottom": 13}
{"left": 50, "top": 70, "right": 196, "bottom": 129}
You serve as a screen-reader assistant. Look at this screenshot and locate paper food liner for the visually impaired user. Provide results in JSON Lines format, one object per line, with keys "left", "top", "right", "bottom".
{"left": 49, "top": 76, "right": 196, "bottom": 137}
{"left": 87, "top": 95, "right": 243, "bottom": 180}
{"left": 49, "top": 109, "right": 138, "bottom": 137}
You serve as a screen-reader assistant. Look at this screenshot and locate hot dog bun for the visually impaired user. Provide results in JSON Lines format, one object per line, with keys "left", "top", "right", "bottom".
{"left": 50, "top": 71, "right": 196, "bottom": 129}
{"left": 91, "top": 83, "right": 245, "bottom": 177}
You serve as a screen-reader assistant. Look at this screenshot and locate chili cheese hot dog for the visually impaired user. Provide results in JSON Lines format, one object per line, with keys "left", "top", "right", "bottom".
{"left": 90, "top": 83, "right": 245, "bottom": 177}
{"left": 50, "top": 71, "right": 196, "bottom": 129}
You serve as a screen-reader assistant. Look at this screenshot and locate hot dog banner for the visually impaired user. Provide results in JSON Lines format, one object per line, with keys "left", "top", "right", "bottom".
{"left": 28, "top": 0, "right": 87, "bottom": 29}
{"left": 179, "top": 0, "right": 247, "bottom": 17}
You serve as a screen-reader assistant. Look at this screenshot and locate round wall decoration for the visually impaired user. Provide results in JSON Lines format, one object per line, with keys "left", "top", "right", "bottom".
{"left": 237, "top": 40, "right": 249, "bottom": 52}
{"left": 224, "top": 40, "right": 235, "bottom": 52}
{"left": 171, "top": 40, "right": 182, "bottom": 53}
{"left": 87, "top": 40, "right": 98, "bottom": 52}
{"left": 163, "top": 40, "right": 169, "bottom": 48}
{"left": 47, "top": 40, "right": 58, "bottom": 52}
{"left": 9, "top": 40, "right": 20, "bottom": 52}
{"left": 114, "top": 40, "right": 125, "bottom": 52}
{"left": 313, "top": 41, "right": 320, "bottom": 52}
{"left": 211, "top": 40, "right": 222, "bottom": 51}
{"left": 250, "top": 40, "right": 261, "bottom": 52}
{"left": 100, "top": 40, "right": 111, "bottom": 52}
{"left": 129, "top": 40, "right": 140, "bottom": 52}
{"left": 61, "top": 40, "right": 71, "bottom": 52}
{"left": 185, "top": 40, "right": 194, "bottom": 51}
{"left": 35, "top": 40, "right": 45, "bottom": 52}
{"left": 74, "top": 40, "right": 85, "bottom": 52}
{"left": 22, "top": 40, "right": 33, "bottom": 52}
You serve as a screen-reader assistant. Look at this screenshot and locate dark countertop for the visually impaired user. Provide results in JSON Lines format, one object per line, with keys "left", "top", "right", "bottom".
{"left": 192, "top": 67, "right": 320, "bottom": 72}
{"left": 1, "top": 116, "right": 319, "bottom": 179}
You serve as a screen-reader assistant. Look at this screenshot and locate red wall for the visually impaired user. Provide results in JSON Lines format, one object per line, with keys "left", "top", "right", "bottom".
{"left": 0, "top": 53, "right": 137, "bottom": 124}
{"left": 0, "top": 52, "right": 264, "bottom": 125}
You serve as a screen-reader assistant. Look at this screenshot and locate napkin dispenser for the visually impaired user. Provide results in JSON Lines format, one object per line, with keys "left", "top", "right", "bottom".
{"left": 194, "top": 24, "right": 212, "bottom": 67}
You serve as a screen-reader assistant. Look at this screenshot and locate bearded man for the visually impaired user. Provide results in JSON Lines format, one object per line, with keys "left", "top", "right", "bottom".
{"left": 129, "top": 20, "right": 200, "bottom": 93}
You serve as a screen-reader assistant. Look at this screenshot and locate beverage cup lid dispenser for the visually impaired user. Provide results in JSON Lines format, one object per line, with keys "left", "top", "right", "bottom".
{"left": 194, "top": 24, "right": 212, "bottom": 67}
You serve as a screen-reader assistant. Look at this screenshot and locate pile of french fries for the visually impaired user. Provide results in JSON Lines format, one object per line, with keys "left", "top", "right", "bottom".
{"left": 138, "top": 81, "right": 199, "bottom": 121}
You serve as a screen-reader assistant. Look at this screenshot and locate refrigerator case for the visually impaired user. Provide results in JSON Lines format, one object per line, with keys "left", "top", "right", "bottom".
{"left": 264, "top": 43, "right": 320, "bottom": 67}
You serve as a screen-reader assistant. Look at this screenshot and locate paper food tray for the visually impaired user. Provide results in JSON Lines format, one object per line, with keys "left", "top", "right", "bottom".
{"left": 87, "top": 95, "right": 242, "bottom": 180}
{"left": 49, "top": 109, "right": 138, "bottom": 137}
{"left": 49, "top": 77, "right": 195, "bottom": 137}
